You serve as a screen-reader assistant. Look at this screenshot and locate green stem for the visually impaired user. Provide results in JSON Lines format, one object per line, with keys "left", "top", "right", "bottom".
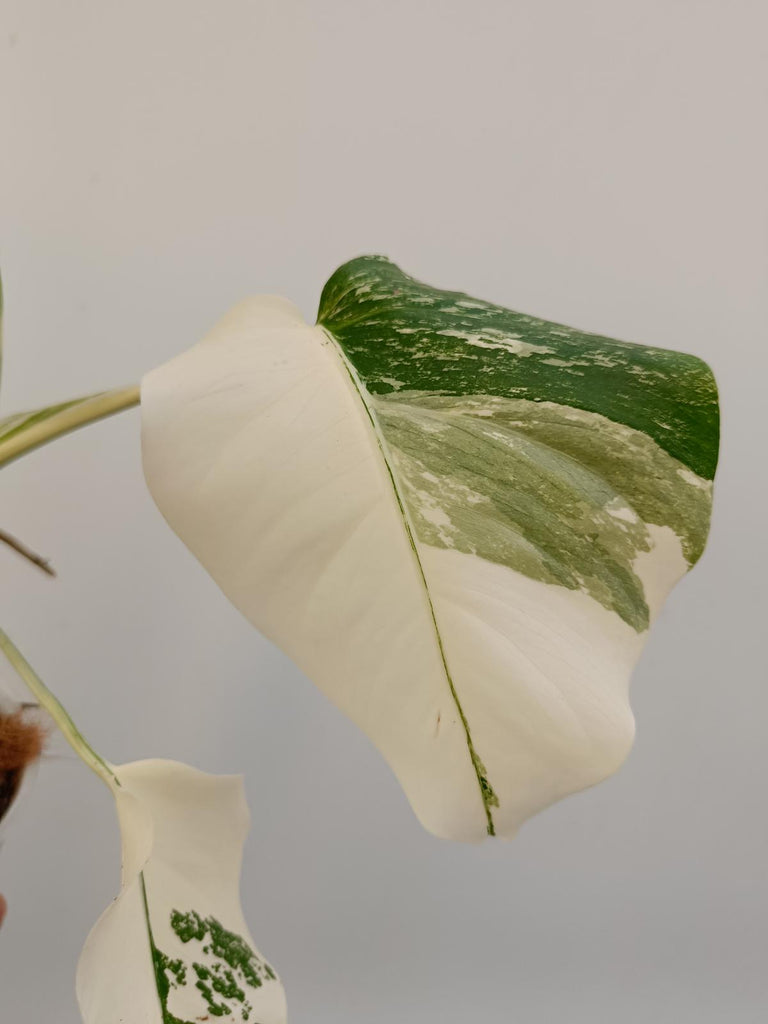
{"left": 0, "top": 628, "right": 119, "bottom": 789}
{"left": 0, "top": 384, "right": 140, "bottom": 469}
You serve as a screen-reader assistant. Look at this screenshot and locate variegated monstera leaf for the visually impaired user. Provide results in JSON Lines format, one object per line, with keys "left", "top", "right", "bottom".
{"left": 78, "top": 759, "right": 285, "bottom": 1024}
{"left": 0, "top": 632, "right": 285, "bottom": 1024}
{"left": 142, "top": 256, "right": 719, "bottom": 842}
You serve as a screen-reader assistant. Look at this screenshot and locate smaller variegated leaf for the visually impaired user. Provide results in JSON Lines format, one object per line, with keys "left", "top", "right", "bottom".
{"left": 78, "top": 759, "right": 286, "bottom": 1024}
{"left": 0, "top": 631, "right": 285, "bottom": 1024}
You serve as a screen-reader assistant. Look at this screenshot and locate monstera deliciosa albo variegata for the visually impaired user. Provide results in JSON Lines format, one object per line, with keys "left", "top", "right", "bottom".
{"left": 142, "top": 255, "right": 719, "bottom": 842}
{"left": 0, "top": 255, "right": 718, "bottom": 1022}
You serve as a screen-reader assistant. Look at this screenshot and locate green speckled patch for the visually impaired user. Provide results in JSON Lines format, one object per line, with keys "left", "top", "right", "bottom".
{"left": 141, "top": 876, "right": 276, "bottom": 1024}
{"left": 317, "top": 255, "right": 719, "bottom": 833}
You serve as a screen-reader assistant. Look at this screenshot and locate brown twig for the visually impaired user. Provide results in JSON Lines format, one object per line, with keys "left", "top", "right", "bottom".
{"left": 0, "top": 528, "right": 56, "bottom": 577}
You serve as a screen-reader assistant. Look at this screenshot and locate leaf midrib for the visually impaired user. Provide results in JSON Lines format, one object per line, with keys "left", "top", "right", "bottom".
{"left": 319, "top": 326, "right": 497, "bottom": 836}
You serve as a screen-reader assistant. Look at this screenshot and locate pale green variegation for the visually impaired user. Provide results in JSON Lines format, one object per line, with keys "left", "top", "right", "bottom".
{"left": 0, "top": 631, "right": 285, "bottom": 1024}
{"left": 370, "top": 393, "right": 711, "bottom": 633}
{"left": 142, "top": 257, "right": 719, "bottom": 841}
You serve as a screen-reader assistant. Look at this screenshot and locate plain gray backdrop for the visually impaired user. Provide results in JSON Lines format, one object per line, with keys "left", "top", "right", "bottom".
{"left": 0, "top": 1, "right": 766, "bottom": 1021}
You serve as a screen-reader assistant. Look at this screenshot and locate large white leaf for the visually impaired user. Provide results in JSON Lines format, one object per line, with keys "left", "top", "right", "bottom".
{"left": 0, "top": 631, "right": 285, "bottom": 1024}
{"left": 141, "top": 257, "right": 719, "bottom": 842}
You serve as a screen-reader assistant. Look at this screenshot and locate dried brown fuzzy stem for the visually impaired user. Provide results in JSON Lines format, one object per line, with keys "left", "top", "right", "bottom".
{"left": 0, "top": 528, "right": 56, "bottom": 577}
{"left": 0, "top": 709, "right": 45, "bottom": 773}
{"left": 0, "top": 710, "right": 46, "bottom": 824}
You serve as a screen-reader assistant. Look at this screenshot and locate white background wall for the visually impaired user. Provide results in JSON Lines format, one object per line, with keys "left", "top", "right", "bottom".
{"left": 0, "top": 2, "right": 766, "bottom": 1021}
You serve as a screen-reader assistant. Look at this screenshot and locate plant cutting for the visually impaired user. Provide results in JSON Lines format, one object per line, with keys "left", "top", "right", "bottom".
{"left": 0, "top": 257, "right": 719, "bottom": 1019}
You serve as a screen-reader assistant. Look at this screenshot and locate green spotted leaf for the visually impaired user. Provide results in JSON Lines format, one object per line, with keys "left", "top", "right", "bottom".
{"left": 142, "top": 256, "right": 719, "bottom": 841}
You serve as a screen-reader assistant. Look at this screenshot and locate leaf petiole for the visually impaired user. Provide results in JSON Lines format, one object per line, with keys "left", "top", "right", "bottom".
{"left": 0, "top": 628, "right": 119, "bottom": 789}
{"left": 0, "top": 384, "right": 140, "bottom": 470}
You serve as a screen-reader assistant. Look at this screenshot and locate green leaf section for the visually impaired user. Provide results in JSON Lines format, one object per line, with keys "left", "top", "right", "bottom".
{"left": 318, "top": 255, "right": 719, "bottom": 480}
{"left": 318, "top": 256, "right": 718, "bottom": 632}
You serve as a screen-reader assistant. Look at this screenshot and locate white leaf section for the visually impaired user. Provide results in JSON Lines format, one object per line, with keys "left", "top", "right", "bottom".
{"left": 142, "top": 298, "right": 487, "bottom": 840}
{"left": 141, "top": 298, "right": 661, "bottom": 841}
{"left": 418, "top": 547, "right": 641, "bottom": 834}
